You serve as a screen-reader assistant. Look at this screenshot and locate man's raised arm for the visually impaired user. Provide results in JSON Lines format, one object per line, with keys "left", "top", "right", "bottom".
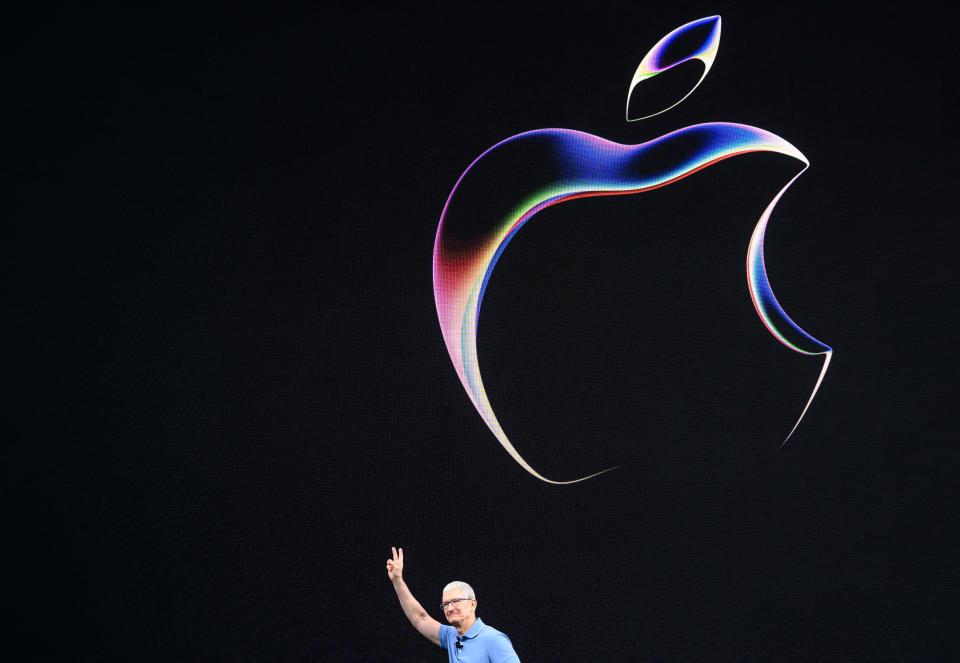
{"left": 386, "top": 546, "right": 441, "bottom": 646}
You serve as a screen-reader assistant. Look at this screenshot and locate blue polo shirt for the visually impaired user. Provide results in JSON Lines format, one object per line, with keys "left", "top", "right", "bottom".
{"left": 438, "top": 617, "right": 520, "bottom": 662}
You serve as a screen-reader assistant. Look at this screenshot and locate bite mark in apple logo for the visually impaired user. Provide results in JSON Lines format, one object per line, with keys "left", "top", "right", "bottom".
{"left": 433, "top": 16, "right": 832, "bottom": 484}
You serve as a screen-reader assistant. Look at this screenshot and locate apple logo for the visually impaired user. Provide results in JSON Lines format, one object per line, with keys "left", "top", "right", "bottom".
{"left": 433, "top": 16, "right": 832, "bottom": 484}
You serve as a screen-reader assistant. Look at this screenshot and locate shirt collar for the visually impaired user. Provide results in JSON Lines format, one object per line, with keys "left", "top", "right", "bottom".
{"left": 462, "top": 617, "right": 485, "bottom": 640}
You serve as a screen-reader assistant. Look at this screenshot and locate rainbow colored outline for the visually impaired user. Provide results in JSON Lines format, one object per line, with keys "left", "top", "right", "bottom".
{"left": 433, "top": 17, "right": 832, "bottom": 483}
{"left": 627, "top": 15, "right": 722, "bottom": 120}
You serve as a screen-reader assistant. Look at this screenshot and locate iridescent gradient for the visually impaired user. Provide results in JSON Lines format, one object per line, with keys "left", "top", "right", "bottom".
{"left": 433, "top": 17, "right": 831, "bottom": 483}
{"left": 627, "top": 15, "right": 721, "bottom": 120}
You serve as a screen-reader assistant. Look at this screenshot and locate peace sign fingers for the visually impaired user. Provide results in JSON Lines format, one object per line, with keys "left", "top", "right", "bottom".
{"left": 386, "top": 546, "right": 405, "bottom": 582}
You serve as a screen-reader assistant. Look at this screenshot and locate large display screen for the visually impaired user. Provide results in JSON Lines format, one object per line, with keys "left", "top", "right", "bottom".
{"left": 10, "top": 3, "right": 957, "bottom": 660}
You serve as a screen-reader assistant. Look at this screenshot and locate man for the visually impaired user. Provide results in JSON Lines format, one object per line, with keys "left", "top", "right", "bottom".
{"left": 386, "top": 546, "right": 521, "bottom": 662}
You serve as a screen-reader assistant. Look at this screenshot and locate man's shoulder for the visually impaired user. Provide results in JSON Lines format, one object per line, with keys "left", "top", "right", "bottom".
{"left": 478, "top": 622, "right": 508, "bottom": 638}
{"left": 478, "top": 624, "right": 519, "bottom": 660}
{"left": 476, "top": 622, "right": 516, "bottom": 648}
{"left": 438, "top": 623, "right": 456, "bottom": 649}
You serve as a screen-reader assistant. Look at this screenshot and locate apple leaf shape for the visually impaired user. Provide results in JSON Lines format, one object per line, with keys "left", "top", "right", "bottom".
{"left": 626, "top": 15, "right": 721, "bottom": 121}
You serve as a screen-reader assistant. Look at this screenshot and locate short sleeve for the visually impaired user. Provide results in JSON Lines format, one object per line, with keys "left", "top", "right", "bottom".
{"left": 489, "top": 632, "right": 521, "bottom": 663}
{"left": 438, "top": 624, "right": 456, "bottom": 650}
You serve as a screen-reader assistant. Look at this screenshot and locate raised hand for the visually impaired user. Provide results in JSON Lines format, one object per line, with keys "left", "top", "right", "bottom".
{"left": 386, "top": 546, "right": 404, "bottom": 583}
{"left": 386, "top": 546, "right": 441, "bottom": 645}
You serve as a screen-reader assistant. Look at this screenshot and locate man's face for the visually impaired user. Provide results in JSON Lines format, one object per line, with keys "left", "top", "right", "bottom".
{"left": 441, "top": 589, "right": 477, "bottom": 625}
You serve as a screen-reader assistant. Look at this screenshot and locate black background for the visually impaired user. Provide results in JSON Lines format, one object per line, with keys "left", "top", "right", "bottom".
{"left": 9, "top": 2, "right": 959, "bottom": 660}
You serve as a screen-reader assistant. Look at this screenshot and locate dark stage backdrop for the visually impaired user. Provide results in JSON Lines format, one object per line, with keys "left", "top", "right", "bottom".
{"left": 9, "top": 3, "right": 958, "bottom": 661}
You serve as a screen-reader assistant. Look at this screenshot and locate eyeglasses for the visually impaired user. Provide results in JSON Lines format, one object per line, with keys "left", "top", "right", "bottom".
{"left": 441, "top": 597, "right": 472, "bottom": 610}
